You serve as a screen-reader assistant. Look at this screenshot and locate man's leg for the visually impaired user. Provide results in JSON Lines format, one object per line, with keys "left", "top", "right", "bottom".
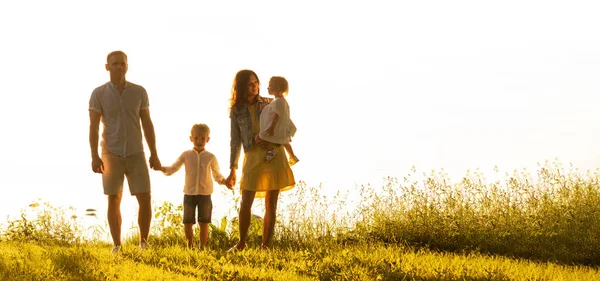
{"left": 127, "top": 153, "right": 152, "bottom": 245}
{"left": 135, "top": 192, "right": 152, "bottom": 244}
{"left": 262, "top": 190, "right": 280, "bottom": 249}
{"left": 107, "top": 192, "right": 123, "bottom": 246}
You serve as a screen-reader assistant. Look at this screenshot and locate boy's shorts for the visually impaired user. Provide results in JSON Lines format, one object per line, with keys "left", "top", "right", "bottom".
{"left": 102, "top": 151, "right": 151, "bottom": 195}
{"left": 183, "top": 195, "right": 212, "bottom": 224}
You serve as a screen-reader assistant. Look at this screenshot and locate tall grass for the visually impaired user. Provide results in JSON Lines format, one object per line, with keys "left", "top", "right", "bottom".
{"left": 3, "top": 161, "right": 600, "bottom": 266}
{"left": 0, "top": 200, "right": 85, "bottom": 245}
{"left": 354, "top": 161, "right": 600, "bottom": 265}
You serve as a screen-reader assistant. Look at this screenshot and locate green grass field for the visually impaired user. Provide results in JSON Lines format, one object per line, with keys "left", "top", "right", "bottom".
{"left": 1, "top": 161, "right": 600, "bottom": 280}
{"left": 2, "top": 241, "right": 599, "bottom": 280}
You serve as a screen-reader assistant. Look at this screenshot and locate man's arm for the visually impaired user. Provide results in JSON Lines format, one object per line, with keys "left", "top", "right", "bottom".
{"left": 140, "top": 108, "right": 161, "bottom": 170}
{"left": 89, "top": 110, "right": 104, "bottom": 173}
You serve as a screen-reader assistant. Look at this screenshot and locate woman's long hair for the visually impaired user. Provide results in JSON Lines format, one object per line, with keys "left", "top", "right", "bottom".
{"left": 229, "top": 69, "right": 260, "bottom": 112}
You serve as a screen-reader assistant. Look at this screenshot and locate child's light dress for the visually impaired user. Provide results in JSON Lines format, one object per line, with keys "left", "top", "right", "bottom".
{"left": 258, "top": 97, "right": 296, "bottom": 144}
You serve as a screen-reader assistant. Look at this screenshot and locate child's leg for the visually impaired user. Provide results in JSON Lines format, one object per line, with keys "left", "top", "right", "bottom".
{"left": 199, "top": 222, "right": 209, "bottom": 248}
{"left": 264, "top": 142, "right": 278, "bottom": 162}
{"left": 284, "top": 143, "right": 299, "bottom": 166}
{"left": 184, "top": 223, "right": 194, "bottom": 247}
{"left": 182, "top": 195, "right": 198, "bottom": 248}
{"left": 283, "top": 143, "right": 295, "bottom": 158}
{"left": 263, "top": 142, "right": 274, "bottom": 151}
{"left": 197, "top": 195, "right": 213, "bottom": 249}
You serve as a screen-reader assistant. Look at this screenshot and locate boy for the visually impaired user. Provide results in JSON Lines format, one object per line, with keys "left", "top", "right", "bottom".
{"left": 161, "top": 123, "right": 231, "bottom": 249}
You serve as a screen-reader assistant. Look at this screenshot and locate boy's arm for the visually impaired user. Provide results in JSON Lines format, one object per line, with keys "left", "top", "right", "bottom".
{"left": 211, "top": 156, "right": 231, "bottom": 190}
{"left": 162, "top": 152, "right": 185, "bottom": 176}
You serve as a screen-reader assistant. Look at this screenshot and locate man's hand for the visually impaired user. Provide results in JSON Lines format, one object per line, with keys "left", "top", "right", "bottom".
{"left": 149, "top": 154, "right": 162, "bottom": 171}
{"left": 91, "top": 155, "right": 104, "bottom": 174}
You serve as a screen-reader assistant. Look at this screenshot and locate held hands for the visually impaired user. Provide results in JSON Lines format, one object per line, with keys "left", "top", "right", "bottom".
{"left": 220, "top": 178, "right": 233, "bottom": 190}
{"left": 149, "top": 154, "right": 162, "bottom": 171}
{"left": 225, "top": 170, "right": 237, "bottom": 189}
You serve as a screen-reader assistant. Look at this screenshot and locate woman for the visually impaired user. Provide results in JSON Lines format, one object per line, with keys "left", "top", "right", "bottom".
{"left": 226, "top": 69, "right": 296, "bottom": 251}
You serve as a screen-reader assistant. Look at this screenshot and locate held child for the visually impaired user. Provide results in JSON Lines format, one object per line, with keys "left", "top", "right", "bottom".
{"left": 160, "top": 123, "right": 232, "bottom": 249}
{"left": 258, "top": 76, "right": 300, "bottom": 166}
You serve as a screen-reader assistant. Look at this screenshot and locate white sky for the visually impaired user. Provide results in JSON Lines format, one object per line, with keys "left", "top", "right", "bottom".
{"left": 1, "top": 1, "right": 600, "bottom": 227}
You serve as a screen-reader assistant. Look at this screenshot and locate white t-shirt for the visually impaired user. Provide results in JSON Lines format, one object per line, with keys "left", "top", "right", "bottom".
{"left": 259, "top": 97, "right": 297, "bottom": 144}
{"left": 161, "top": 149, "right": 225, "bottom": 195}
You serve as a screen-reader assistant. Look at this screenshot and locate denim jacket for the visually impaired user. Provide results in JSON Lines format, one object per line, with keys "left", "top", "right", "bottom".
{"left": 229, "top": 96, "right": 272, "bottom": 169}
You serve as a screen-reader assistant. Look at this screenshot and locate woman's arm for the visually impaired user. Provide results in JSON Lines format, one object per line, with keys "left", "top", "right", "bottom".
{"left": 229, "top": 114, "right": 242, "bottom": 169}
{"left": 227, "top": 114, "right": 242, "bottom": 187}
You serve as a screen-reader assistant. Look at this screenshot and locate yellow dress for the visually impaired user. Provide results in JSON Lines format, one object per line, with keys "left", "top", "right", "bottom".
{"left": 239, "top": 104, "right": 296, "bottom": 198}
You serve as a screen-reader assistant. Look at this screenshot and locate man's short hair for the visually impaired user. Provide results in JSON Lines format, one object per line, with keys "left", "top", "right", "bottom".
{"left": 107, "top": 51, "right": 128, "bottom": 63}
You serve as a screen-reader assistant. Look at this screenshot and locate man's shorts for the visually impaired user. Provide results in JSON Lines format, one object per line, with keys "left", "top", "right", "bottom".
{"left": 102, "top": 151, "right": 151, "bottom": 195}
{"left": 183, "top": 195, "right": 212, "bottom": 224}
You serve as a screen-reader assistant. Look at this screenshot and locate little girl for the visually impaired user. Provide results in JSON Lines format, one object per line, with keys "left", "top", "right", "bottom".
{"left": 258, "top": 76, "right": 299, "bottom": 166}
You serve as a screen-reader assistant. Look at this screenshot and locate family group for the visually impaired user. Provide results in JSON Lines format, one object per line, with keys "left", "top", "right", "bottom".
{"left": 88, "top": 51, "right": 300, "bottom": 253}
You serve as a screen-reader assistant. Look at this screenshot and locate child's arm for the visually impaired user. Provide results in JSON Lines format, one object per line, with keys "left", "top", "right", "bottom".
{"left": 211, "top": 156, "right": 232, "bottom": 190}
{"left": 161, "top": 152, "right": 186, "bottom": 176}
{"left": 266, "top": 113, "right": 279, "bottom": 137}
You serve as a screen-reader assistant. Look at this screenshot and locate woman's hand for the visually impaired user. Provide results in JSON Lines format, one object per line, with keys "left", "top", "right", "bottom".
{"left": 226, "top": 169, "right": 237, "bottom": 188}
{"left": 254, "top": 134, "right": 270, "bottom": 149}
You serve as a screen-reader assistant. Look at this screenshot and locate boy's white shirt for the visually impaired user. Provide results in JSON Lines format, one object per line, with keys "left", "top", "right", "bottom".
{"left": 259, "top": 97, "right": 297, "bottom": 144}
{"left": 162, "top": 149, "right": 225, "bottom": 195}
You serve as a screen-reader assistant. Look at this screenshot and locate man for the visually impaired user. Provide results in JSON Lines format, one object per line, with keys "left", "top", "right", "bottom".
{"left": 89, "top": 50, "right": 161, "bottom": 253}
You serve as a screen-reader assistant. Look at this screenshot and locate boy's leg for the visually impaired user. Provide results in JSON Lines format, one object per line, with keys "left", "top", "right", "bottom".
{"left": 182, "top": 195, "right": 199, "bottom": 248}
{"left": 197, "top": 195, "right": 213, "bottom": 248}
{"left": 199, "top": 223, "right": 209, "bottom": 248}
{"left": 184, "top": 224, "right": 195, "bottom": 247}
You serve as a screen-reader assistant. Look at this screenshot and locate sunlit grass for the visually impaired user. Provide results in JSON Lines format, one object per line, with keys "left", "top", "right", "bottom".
{"left": 2, "top": 160, "right": 600, "bottom": 280}
{"left": 1, "top": 241, "right": 598, "bottom": 280}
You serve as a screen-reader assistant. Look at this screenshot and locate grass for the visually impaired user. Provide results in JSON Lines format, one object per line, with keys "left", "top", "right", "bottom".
{"left": 1, "top": 160, "right": 600, "bottom": 280}
{"left": 2, "top": 241, "right": 599, "bottom": 280}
